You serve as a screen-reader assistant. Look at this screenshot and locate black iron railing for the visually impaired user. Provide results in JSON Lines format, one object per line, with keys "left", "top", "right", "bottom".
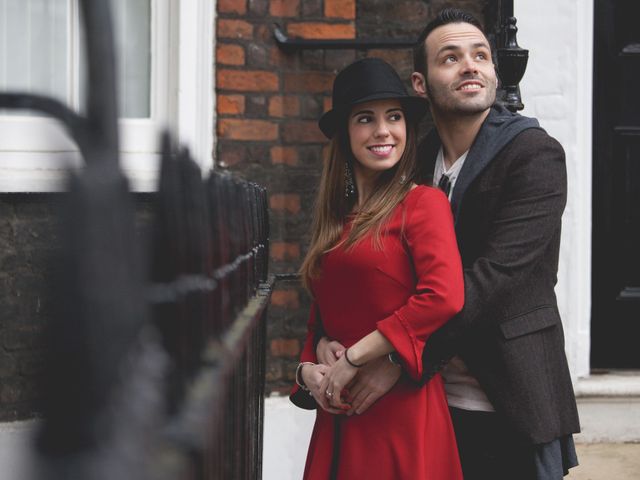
{"left": 0, "top": 1, "right": 270, "bottom": 479}
{"left": 147, "top": 135, "right": 271, "bottom": 480}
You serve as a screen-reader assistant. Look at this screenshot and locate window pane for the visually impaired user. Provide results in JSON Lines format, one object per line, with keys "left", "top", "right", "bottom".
{"left": 0, "top": 0, "right": 69, "bottom": 106}
{"left": 114, "top": 0, "right": 151, "bottom": 118}
{"left": 0, "top": 0, "right": 151, "bottom": 119}
{"left": 79, "top": 0, "right": 151, "bottom": 118}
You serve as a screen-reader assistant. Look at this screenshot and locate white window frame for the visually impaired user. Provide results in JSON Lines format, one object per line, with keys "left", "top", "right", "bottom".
{"left": 0, "top": 0, "right": 214, "bottom": 192}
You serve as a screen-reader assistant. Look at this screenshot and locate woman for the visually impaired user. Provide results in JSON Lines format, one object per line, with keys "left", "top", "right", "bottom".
{"left": 291, "top": 58, "right": 464, "bottom": 479}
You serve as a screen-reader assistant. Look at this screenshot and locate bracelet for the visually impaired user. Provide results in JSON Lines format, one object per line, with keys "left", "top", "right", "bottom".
{"left": 388, "top": 351, "right": 401, "bottom": 366}
{"left": 295, "top": 362, "right": 314, "bottom": 392}
{"left": 344, "top": 348, "right": 364, "bottom": 368}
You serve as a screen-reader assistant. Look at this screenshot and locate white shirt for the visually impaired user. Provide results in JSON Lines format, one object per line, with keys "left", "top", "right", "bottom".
{"left": 433, "top": 147, "right": 495, "bottom": 412}
{"left": 433, "top": 147, "right": 468, "bottom": 201}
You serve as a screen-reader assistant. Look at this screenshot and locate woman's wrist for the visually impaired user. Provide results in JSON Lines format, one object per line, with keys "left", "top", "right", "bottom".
{"left": 296, "top": 362, "right": 315, "bottom": 392}
{"left": 344, "top": 348, "right": 364, "bottom": 368}
{"left": 347, "top": 330, "right": 393, "bottom": 367}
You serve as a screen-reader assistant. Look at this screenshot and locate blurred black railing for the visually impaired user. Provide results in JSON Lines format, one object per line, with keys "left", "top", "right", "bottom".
{"left": 0, "top": 1, "right": 271, "bottom": 479}
{"left": 147, "top": 135, "right": 271, "bottom": 480}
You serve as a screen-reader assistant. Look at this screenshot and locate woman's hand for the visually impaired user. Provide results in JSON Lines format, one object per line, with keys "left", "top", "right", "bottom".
{"left": 316, "top": 336, "right": 345, "bottom": 366}
{"left": 319, "top": 356, "right": 359, "bottom": 410}
{"left": 319, "top": 330, "right": 395, "bottom": 410}
{"left": 301, "top": 363, "right": 346, "bottom": 415}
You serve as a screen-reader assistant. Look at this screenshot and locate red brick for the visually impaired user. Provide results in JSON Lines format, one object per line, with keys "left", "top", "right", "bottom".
{"left": 268, "top": 95, "right": 301, "bottom": 117}
{"left": 271, "top": 290, "right": 300, "bottom": 309}
{"left": 218, "top": 0, "right": 247, "bottom": 14}
{"left": 367, "top": 49, "right": 413, "bottom": 71}
{"left": 323, "top": 96, "right": 332, "bottom": 112}
{"left": 269, "top": 0, "right": 300, "bottom": 17}
{"left": 270, "top": 338, "right": 301, "bottom": 357}
{"left": 287, "top": 22, "right": 355, "bottom": 40}
{"left": 217, "top": 70, "right": 279, "bottom": 92}
{"left": 284, "top": 72, "right": 333, "bottom": 93}
{"left": 255, "top": 24, "right": 274, "bottom": 43}
{"left": 270, "top": 193, "right": 301, "bottom": 214}
{"left": 217, "top": 119, "right": 278, "bottom": 141}
{"left": 217, "top": 44, "right": 245, "bottom": 65}
{"left": 270, "top": 146, "right": 299, "bottom": 166}
{"left": 269, "top": 45, "right": 288, "bottom": 67}
{"left": 325, "top": 0, "right": 355, "bottom": 19}
{"left": 271, "top": 241, "right": 301, "bottom": 261}
{"left": 282, "top": 120, "right": 326, "bottom": 143}
{"left": 217, "top": 143, "right": 247, "bottom": 168}
{"left": 217, "top": 94, "right": 245, "bottom": 115}
{"left": 217, "top": 19, "right": 253, "bottom": 39}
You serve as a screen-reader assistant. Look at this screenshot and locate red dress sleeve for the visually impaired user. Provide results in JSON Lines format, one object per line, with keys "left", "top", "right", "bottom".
{"left": 376, "top": 187, "right": 464, "bottom": 381}
{"left": 290, "top": 300, "right": 320, "bottom": 409}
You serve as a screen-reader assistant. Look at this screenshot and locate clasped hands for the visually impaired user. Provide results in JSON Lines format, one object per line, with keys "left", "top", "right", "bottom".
{"left": 300, "top": 337, "right": 401, "bottom": 416}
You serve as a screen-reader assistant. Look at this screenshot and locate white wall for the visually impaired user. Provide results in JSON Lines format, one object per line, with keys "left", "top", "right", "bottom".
{"left": 263, "top": 396, "right": 315, "bottom": 480}
{"left": 0, "top": 421, "right": 37, "bottom": 480}
{"left": 515, "top": 0, "right": 594, "bottom": 379}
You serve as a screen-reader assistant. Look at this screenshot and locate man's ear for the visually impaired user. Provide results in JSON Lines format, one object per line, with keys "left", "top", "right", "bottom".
{"left": 411, "top": 72, "right": 428, "bottom": 99}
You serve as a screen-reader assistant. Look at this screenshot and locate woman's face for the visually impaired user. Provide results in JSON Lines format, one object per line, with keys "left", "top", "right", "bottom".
{"left": 348, "top": 98, "right": 406, "bottom": 177}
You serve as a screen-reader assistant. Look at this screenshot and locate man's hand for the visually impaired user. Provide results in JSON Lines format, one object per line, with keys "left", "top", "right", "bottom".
{"left": 345, "top": 355, "right": 401, "bottom": 416}
{"left": 316, "top": 336, "right": 345, "bottom": 366}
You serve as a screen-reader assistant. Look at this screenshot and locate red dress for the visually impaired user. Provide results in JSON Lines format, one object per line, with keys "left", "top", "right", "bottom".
{"left": 291, "top": 186, "right": 465, "bottom": 479}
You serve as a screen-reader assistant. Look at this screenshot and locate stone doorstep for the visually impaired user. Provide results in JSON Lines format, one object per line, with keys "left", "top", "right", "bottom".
{"left": 574, "top": 371, "right": 640, "bottom": 444}
{"left": 575, "top": 371, "right": 640, "bottom": 397}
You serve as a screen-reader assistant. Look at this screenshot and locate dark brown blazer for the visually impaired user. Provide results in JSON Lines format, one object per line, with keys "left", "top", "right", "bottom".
{"left": 419, "top": 104, "right": 580, "bottom": 445}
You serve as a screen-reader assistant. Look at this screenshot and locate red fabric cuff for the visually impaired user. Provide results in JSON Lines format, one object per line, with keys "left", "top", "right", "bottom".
{"left": 377, "top": 313, "right": 424, "bottom": 381}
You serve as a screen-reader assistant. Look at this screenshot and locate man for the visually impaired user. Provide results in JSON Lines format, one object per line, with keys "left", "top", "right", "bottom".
{"left": 317, "top": 8, "right": 580, "bottom": 479}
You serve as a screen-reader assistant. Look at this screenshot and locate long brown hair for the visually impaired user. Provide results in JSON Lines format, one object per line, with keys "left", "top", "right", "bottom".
{"left": 300, "top": 115, "right": 418, "bottom": 291}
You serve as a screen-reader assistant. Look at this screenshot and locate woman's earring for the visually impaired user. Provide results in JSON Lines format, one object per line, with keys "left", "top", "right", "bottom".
{"left": 344, "top": 162, "right": 356, "bottom": 199}
{"left": 399, "top": 174, "right": 407, "bottom": 185}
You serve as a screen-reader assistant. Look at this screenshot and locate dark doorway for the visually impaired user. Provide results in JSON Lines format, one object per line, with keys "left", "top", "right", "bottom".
{"left": 592, "top": 0, "right": 640, "bottom": 368}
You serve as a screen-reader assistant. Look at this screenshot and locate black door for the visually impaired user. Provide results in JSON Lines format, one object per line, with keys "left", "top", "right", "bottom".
{"left": 592, "top": 0, "right": 640, "bottom": 368}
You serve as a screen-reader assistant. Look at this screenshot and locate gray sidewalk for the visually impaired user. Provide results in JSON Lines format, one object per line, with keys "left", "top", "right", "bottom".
{"left": 568, "top": 443, "right": 640, "bottom": 479}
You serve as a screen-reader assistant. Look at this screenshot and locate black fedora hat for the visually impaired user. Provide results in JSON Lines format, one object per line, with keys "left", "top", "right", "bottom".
{"left": 319, "top": 57, "right": 428, "bottom": 139}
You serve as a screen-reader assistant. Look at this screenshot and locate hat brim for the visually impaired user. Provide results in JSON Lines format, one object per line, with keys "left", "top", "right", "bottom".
{"left": 318, "top": 94, "right": 429, "bottom": 139}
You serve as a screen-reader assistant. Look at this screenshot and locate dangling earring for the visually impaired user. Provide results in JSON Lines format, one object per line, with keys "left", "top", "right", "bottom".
{"left": 344, "top": 162, "right": 356, "bottom": 199}
{"left": 399, "top": 174, "right": 407, "bottom": 185}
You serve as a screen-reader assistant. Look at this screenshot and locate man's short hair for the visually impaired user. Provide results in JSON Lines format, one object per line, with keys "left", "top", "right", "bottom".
{"left": 413, "top": 8, "right": 484, "bottom": 75}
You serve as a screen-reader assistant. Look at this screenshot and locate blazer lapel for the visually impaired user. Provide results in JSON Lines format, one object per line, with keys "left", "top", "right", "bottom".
{"left": 450, "top": 105, "right": 541, "bottom": 222}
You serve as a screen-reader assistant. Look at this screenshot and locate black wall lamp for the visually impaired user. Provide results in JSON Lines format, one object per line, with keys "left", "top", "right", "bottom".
{"left": 496, "top": 1, "right": 529, "bottom": 111}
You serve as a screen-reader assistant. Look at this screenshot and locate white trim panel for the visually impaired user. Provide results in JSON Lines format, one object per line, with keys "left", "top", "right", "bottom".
{"left": 177, "top": 0, "right": 215, "bottom": 174}
{"left": 516, "top": 0, "right": 594, "bottom": 380}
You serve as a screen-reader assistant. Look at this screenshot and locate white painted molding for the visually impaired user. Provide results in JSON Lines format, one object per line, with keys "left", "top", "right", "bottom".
{"left": 515, "top": 0, "right": 594, "bottom": 379}
{"left": 176, "top": 0, "right": 215, "bottom": 174}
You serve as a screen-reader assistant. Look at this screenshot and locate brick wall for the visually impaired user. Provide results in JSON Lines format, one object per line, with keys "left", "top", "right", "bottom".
{"left": 215, "top": 0, "right": 490, "bottom": 395}
{"left": 0, "top": 195, "right": 154, "bottom": 421}
{"left": 0, "top": 196, "right": 55, "bottom": 420}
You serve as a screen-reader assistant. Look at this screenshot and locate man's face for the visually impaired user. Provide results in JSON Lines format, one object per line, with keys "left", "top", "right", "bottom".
{"left": 412, "top": 22, "right": 497, "bottom": 117}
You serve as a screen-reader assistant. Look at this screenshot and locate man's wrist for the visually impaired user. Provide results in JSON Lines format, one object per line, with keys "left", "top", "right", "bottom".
{"left": 388, "top": 351, "right": 401, "bottom": 366}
